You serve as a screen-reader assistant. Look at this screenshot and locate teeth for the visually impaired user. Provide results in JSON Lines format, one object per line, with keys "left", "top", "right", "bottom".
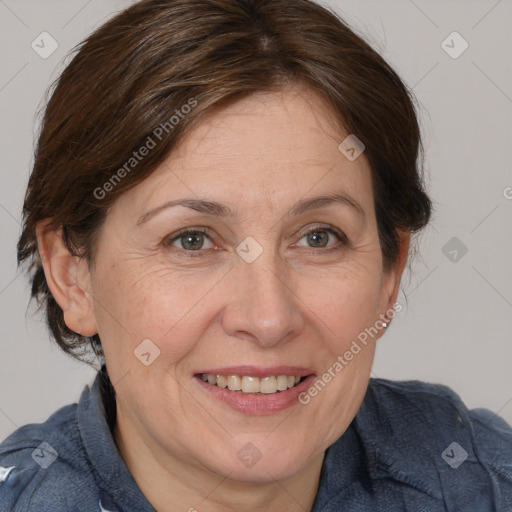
{"left": 277, "top": 375, "right": 288, "bottom": 391}
{"left": 200, "top": 373, "right": 303, "bottom": 394}
{"left": 227, "top": 375, "right": 242, "bottom": 391}
{"left": 242, "top": 376, "right": 260, "bottom": 393}
{"left": 216, "top": 375, "right": 228, "bottom": 388}
{"left": 260, "top": 376, "right": 277, "bottom": 394}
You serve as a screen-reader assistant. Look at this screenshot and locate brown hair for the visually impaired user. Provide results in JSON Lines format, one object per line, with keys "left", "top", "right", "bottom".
{"left": 18, "top": 0, "right": 432, "bottom": 363}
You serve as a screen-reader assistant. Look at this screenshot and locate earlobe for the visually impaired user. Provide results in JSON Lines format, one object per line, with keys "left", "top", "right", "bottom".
{"left": 380, "top": 229, "right": 410, "bottom": 328}
{"left": 35, "top": 219, "right": 98, "bottom": 337}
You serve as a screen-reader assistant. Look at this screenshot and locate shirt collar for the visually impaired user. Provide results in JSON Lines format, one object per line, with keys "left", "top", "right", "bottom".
{"left": 312, "top": 379, "right": 454, "bottom": 509}
{"left": 77, "top": 366, "right": 156, "bottom": 511}
{"left": 78, "top": 371, "right": 447, "bottom": 511}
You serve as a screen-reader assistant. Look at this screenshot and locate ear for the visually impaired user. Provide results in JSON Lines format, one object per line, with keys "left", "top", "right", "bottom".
{"left": 378, "top": 229, "right": 410, "bottom": 328}
{"left": 35, "top": 219, "right": 98, "bottom": 337}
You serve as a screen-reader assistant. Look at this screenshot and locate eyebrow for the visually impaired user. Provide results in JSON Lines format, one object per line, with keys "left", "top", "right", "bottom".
{"left": 136, "top": 192, "right": 366, "bottom": 226}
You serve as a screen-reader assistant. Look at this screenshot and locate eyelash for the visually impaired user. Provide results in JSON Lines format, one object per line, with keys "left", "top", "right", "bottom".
{"left": 162, "top": 224, "right": 349, "bottom": 259}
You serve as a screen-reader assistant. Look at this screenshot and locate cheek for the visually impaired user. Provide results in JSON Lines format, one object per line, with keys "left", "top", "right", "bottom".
{"left": 306, "top": 263, "right": 382, "bottom": 351}
{"left": 92, "top": 258, "right": 220, "bottom": 368}
{"left": 93, "top": 237, "right": 383, "bottom": 377}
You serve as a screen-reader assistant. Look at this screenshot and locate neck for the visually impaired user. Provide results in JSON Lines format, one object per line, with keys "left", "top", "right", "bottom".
{"left": 113, "top": 411, "right": 324, "bottom": 512}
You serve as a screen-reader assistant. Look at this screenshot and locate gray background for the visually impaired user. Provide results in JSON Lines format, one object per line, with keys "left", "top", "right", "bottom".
{"left": 0, "top": 0, "right": 511, "bottom": 441}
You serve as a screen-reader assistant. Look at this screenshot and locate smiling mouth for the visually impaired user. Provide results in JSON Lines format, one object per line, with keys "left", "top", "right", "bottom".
{"left": 196, "top": 373, "right": 308, "bottom": 395}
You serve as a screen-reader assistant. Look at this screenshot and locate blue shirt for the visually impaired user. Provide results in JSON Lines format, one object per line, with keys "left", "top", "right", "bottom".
{"left": 1, "top": 367, "right": 511, "bottom": 511}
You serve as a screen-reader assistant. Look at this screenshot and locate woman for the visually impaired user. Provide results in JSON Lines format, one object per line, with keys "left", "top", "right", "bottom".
{"left": 1, "top": 0, "right": 511, "bottom": 510}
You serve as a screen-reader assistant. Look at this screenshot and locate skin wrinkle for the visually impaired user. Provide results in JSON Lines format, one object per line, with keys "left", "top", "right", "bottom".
{"left": 39, "top": 85, "right": 409, "bottom": 512}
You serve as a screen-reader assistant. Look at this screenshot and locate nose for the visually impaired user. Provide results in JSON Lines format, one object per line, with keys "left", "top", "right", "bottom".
{"left": 221, "top": 251, "right": 304, "bottom": 348}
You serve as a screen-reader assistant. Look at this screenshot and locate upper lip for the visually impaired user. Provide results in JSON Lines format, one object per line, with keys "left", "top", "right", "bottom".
{"left": 194, "top": 366, "right": 315, "bottom": 378}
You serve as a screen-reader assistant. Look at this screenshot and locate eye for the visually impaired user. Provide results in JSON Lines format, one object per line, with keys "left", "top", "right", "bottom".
{"left": 294, "top": 224, "right": 347, "bottom": 251}
{"left": 163, "top": 228, "right": 216, "bottom": 256}
{"left": 163, "top": 224, "right": 348, "bottom": 258}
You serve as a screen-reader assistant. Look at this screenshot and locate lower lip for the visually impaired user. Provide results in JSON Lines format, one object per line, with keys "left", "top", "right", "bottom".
{"left": 194, "top": 375, "right": 316, "bottom": 415}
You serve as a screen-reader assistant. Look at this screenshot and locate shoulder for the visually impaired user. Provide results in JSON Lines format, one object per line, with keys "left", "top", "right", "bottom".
{"left": 353, "top": 378, "right": 512, "bottom": 508}
{"left": 365, "top": 377, "right": 512, "bottom": 447}
{"left": 0, "top": 396, "right": 99, "bottom": 511}
{"left": 363, "top": 378, "right": 512, "bottom": 468}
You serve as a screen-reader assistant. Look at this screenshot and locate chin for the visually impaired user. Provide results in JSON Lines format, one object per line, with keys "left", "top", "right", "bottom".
{"left": 202, "top": 435, "right": 315, "bottom": 483}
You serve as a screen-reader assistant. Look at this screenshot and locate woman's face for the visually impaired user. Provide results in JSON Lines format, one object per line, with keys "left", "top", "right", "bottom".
{"left": 85, "top": 86, "right": 406, "bottom": 483}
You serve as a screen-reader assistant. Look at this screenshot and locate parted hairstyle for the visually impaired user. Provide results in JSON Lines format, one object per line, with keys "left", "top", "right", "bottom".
{"left": 17, "top": 0, "right": 433, "bottom": 364}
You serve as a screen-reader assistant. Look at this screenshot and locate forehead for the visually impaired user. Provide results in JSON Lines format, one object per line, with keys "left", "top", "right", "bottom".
{"left": 113, "top": 86, "right": 374, "bottom": 220}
